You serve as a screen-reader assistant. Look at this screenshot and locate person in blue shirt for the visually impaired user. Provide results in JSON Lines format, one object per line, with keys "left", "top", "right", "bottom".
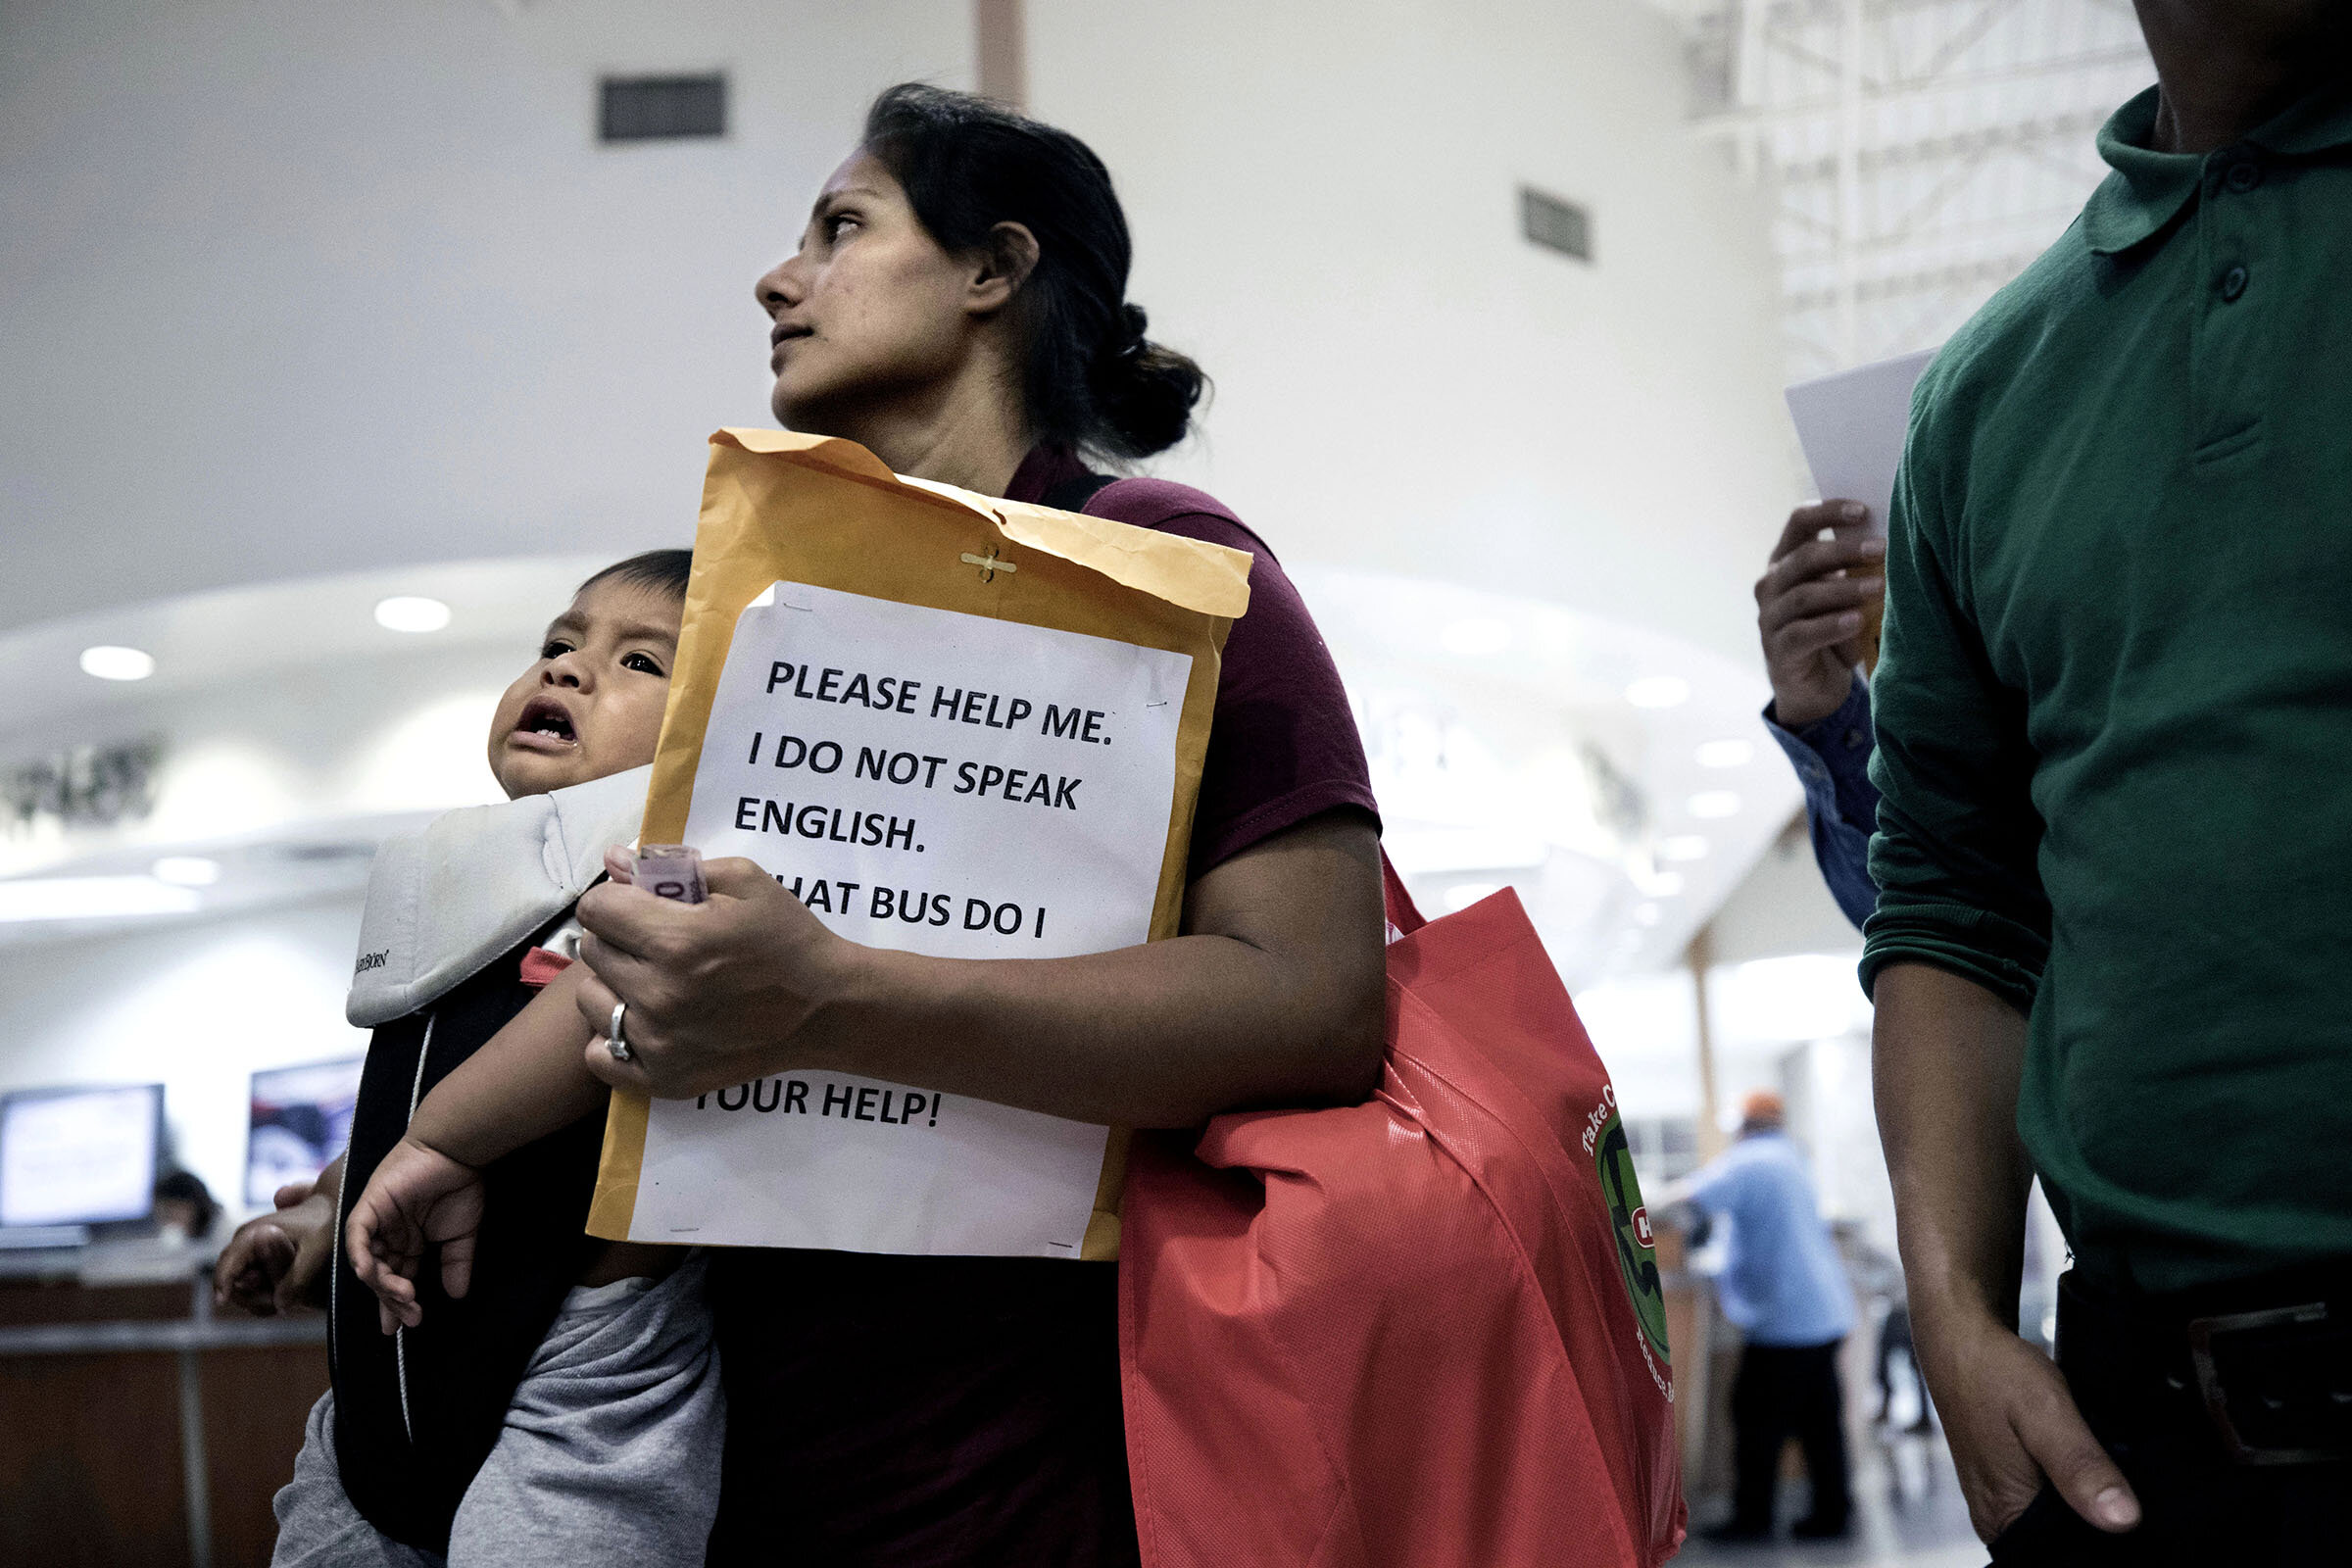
{"left": 1755, "top": 499, "right": 1884, "bottom": 928}
{"left": 1665, "top": 1090, "right": 1857, "bottom": 1543}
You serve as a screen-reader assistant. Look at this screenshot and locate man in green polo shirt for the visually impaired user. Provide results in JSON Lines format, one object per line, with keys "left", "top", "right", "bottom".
{"left": 1864, "top": 3, "right": 2352, "bottom": 1561}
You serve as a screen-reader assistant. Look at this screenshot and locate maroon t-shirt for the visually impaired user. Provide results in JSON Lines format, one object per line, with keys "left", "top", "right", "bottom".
{"left": 705, "top": 449, "right": 1378, "bottom": 1567}
{"left": 1014, "top": 445, "right": 1380, "bottom": 869}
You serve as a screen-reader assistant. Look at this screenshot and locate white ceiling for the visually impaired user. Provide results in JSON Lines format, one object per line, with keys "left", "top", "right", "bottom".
{"left": 1647, "top": 0, "right": 2155, "bottom": 375}
{"left": 1297, "top": 566, "right": 1799, "bottom": 984}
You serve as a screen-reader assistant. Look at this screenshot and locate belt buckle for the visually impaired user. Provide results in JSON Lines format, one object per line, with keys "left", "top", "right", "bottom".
{"left": 2184, "top": 1300, "right": 2352, "bottom": 1466}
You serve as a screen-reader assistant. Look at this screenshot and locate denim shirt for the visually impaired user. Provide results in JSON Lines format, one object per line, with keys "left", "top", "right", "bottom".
{"left": 1762, "top": 673, "right": 1878, "bottom": 930}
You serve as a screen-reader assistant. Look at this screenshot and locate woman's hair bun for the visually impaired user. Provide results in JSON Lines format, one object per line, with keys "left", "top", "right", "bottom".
{"left": 1113, "top": 303, "right": 1150, "bottom": 357}
{"left": 1087, "top": 303, "right": 1206, "bottom": 460}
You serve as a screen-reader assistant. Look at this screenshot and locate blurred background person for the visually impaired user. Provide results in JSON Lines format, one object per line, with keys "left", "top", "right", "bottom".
{"left": 1664, "top": 1089, "right": 1855, "bottom": 1544}
{"left": 151, "top": 1168, "right": 222, "bottom": 1248}
{"left": 1752, "top": 508, "right": 1952, "bottom": 1454}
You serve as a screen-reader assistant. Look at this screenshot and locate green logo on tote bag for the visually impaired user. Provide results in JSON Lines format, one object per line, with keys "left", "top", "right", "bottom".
{"left": 1593, "top": 1106, "right": 1672, "bottom": 1379}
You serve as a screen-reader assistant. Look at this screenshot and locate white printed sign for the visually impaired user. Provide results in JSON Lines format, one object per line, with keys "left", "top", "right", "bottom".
{"left": 618, "top": 580, "right": 1193, "bottom": 1255}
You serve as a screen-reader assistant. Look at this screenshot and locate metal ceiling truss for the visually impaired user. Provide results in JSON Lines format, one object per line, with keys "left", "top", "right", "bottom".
{"left": 1661, "top": 0, "right": 2154, "bottom": 374}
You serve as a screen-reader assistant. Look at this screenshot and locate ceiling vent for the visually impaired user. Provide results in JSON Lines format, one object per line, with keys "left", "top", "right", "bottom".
{"left": 600, "top": 74, "right": 727, "bottom": 142}
{"left": 1520, "top": 186, "right": 1592, "bottom": 264}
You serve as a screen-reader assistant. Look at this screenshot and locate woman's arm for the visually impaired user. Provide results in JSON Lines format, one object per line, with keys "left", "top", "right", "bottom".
{"left": 570, "top": 811, "right": 1387, "bottom": 1129}
{"left": 408, "top": 962, "right": 609, "bottom": 1167}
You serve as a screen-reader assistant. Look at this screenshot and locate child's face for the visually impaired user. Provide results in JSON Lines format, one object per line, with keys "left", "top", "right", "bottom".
{"left": 486, "top": 577, "right": 682, "bottom": 799}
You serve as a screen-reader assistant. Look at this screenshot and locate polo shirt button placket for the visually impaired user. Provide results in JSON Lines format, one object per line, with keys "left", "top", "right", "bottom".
{"left": 2221, "top": 264, "right": 2250, "bottom": 303}
{"left": 2226, "top": 160, "right": 2263, "bottom": 195}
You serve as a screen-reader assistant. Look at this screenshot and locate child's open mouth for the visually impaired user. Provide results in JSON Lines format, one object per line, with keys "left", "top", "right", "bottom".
{"left": 511, "top": 696, "right": 579, "bottom": 752}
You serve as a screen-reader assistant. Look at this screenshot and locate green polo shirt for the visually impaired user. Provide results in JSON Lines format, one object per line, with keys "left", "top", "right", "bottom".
{"left": 1860, "top": 80, "right": 2352, "bottom": 1293}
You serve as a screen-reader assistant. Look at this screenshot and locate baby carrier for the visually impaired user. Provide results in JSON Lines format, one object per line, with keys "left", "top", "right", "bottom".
{"left": 329, "top": 767, "right": 647, "bottom": 1551}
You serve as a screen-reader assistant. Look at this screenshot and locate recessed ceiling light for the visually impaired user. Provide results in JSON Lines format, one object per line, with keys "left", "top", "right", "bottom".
{"left": 1659, "top": 835, "right": 1710, "bottom": 861}
{"left": 1696, "top": 738, "right": 1754, "bottom": 768}
{"left": 1443, "top": 880, "right": 1505, "bottom": 912}
{"left": 1644, "top": 871, "right": 1686, "bottom": 898}
{"left": 1439, "top": 618, "right": 1512, "bottom": 658}
{"left": 150, "top": 857, "right": 221, "bottom": 887}
{"left": 1633, "top": 902, "right": 1663, "bottom": 926}
{"left": 1688, "top": 790, "right": 1742, "bottom": 819}
{"left": 79, "top": 645, "right": 156, "bottom": 681}
{"left": 1625, "top": 675, "right": 1690, "bottom": 710}
{"left": 374, "top": 596, "right": 452, "bottom": 633}
{"left": 0, "top": 876, "right": 201, "bottom": 922}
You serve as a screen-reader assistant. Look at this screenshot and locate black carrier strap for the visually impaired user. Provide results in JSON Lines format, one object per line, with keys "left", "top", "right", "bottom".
{"left": 330, "top": 936, "right": 607, "bottom": 1552}
{"left": 1041, "top": 472, "right": 1119, "bottom": 514}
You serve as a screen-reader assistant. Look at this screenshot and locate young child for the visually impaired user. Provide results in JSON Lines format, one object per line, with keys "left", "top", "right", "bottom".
{"left": 270, "top": 550, "right": 722, "bottom": 1568}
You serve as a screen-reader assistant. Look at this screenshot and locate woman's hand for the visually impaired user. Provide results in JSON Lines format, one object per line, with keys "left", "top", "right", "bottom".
{"left": 344, "top": 1137, "right": 486, "bottom": 1334}
{"left": 572, "top": 855, "right": 854, "bottom": 1099}
{"left": 575, "top": 814, "right": 1383, "bottom": 1128}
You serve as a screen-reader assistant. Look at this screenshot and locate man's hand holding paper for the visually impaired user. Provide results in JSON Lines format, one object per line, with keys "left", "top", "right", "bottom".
{"left": 1756, "top": 499, "right": 1886, "bottom": 729}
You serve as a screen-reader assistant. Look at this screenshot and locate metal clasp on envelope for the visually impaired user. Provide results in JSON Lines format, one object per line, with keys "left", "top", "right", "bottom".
{"left": 960, "top": 549, "right": 1017, "bottom": 583}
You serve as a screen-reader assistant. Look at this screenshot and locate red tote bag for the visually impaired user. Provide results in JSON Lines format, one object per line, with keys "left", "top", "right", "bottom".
{"left": 1119, "top": 862, "right": 1685, "bottom": 1568}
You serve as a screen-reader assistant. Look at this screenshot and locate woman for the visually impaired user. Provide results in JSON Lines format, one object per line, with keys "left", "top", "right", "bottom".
{"left": 570, "top": 84, "right": 1387, "bottom": 1564}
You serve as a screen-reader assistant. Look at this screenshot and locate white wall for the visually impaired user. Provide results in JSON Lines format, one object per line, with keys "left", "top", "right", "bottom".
{"left": 0, "top": 896, "right": 370, "bottom": 1218}
{"left": 0, "top": 0, "right": 971, "bottom": 635}
{"left": 2, "top": 0, "right": 1806, "bottom": 1214}
{"left": 5, "top": 0, "right": 1797, "bottom": 666}
{"left": 1707, "top": 816, "right": 1865, "bottom": 963}
{"left": 1032, "top": 0, "right": 1798, "bottom": 662}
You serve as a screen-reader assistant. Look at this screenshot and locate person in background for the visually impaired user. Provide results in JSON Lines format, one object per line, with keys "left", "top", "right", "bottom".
{"left": 153, "top": 1168, "right": 221, "bottom": 1246}
{"left": 1662, "top": 1090, "right": 1855, "bottom": 1544}
{"left": 1756, "top": 500, "right": 1884, "bottom": 929}
{"left": 1755, "top": 505, "right": 1945, "bottom": 1457}
{"left": 1866, "top": 4, "right": 2352, "bottom": 1560}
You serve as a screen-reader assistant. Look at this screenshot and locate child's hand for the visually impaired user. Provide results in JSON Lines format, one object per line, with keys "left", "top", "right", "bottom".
{"left": 216, "top": 1179, "right": 336, "bottom": 1317}
{"left": 344, "top": 1137, "right": 486, "bottom": 1335}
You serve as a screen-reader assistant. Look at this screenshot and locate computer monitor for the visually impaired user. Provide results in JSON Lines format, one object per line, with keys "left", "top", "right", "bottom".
{"left": 245, "top": 1056, "right": 364, "bottom": 1209}
{"left": 0, "top": 1083, "right": 165, "bottom": 1230}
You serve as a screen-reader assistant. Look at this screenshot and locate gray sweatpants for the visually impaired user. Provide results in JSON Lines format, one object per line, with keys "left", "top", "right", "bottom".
{"left": 271, "top": 1257, "right": 723, "bottom": 1567}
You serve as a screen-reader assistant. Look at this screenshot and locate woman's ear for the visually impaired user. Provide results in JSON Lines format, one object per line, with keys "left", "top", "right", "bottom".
{"left": 965, "top": 220, "right": 1041, "bottom": 317}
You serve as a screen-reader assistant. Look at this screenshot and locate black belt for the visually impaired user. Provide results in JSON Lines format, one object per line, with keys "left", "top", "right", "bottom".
{"left": 2057, "top": 1264, "right": 2352, "bottom": 1466}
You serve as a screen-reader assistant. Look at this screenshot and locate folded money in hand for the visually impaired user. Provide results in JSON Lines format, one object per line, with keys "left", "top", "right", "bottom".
{"left": 635, "top": 845, "right": 707, "bottom": 905}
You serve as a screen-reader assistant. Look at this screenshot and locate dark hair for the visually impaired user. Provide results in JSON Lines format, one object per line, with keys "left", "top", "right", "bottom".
{"left": 861, "top": 83, "right": 1206, "bottom": 463}
{"left": 152, "top": 1168, "right": 219, "bottom": 1236}
{"left": 578, "top": 548, "right": 692, "bottom": 602}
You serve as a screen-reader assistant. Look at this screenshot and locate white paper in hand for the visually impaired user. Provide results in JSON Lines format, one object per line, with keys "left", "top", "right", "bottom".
{"left": 1784, "top": 347, "right": 1936, "bottom": 535}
